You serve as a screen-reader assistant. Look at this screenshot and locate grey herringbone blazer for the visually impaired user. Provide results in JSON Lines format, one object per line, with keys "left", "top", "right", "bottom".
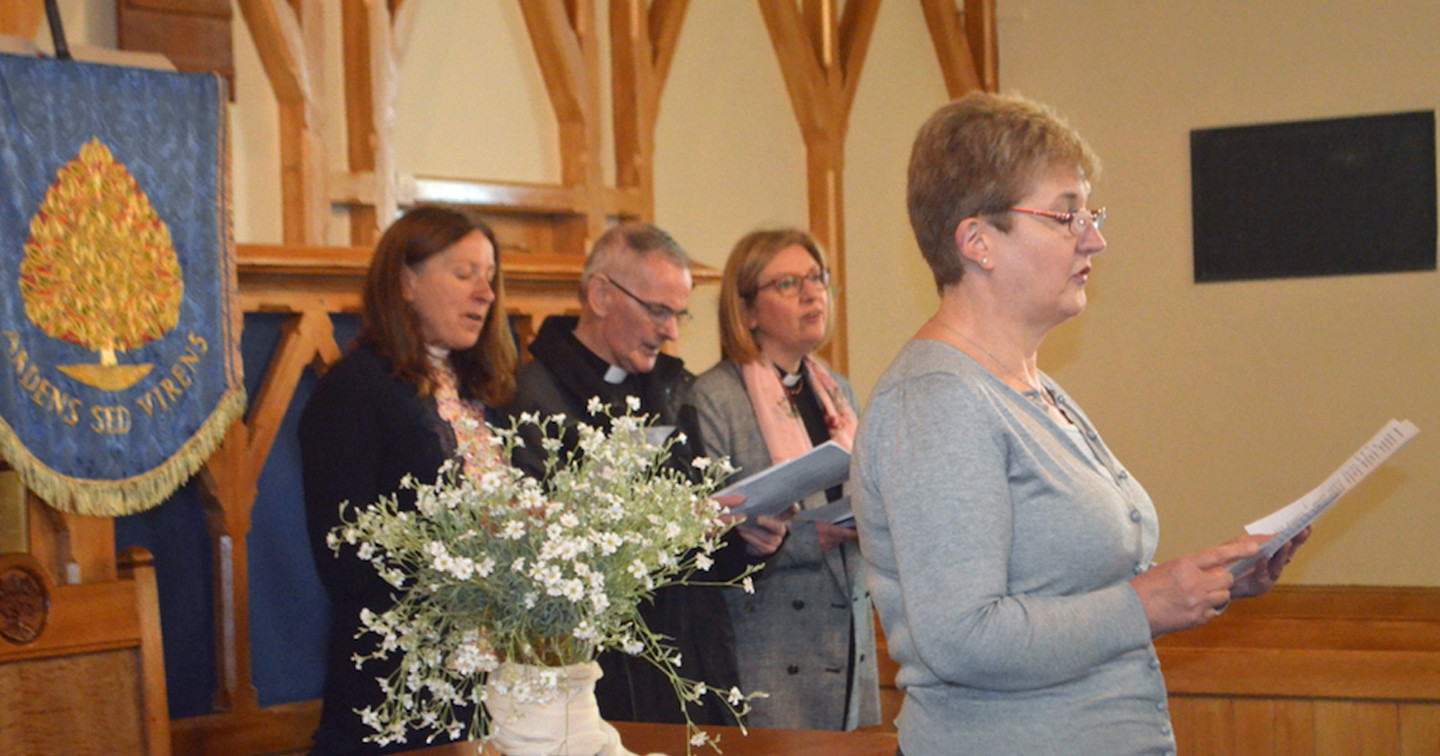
{"left": 689, "top": 360, "right": 880, "bottom": 731}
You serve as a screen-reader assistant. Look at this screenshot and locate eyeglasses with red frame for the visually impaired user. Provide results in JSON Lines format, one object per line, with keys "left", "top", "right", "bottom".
{"left": 1007, "top": 206, "right": 1107, "bottom": 237}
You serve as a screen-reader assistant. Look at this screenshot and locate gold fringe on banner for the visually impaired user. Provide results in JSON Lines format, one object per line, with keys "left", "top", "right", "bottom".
{"left": 0, "top": 387, "right": 246, "bottom": 517}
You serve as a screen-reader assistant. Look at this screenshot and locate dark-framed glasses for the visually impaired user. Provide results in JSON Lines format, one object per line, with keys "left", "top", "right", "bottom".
{"left": 754, "top": 270, "right": 831, "bottom": 298}
{"left": 1007, "top": 206, "right": 1107, "bottom": 237}
{"left": 602, "top": 275, "right": 692, "bottom": 327}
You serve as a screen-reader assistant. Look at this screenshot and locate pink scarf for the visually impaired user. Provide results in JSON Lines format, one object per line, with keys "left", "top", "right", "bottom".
{"left": 740, "top": 356, "right": 857, "bottom": 465}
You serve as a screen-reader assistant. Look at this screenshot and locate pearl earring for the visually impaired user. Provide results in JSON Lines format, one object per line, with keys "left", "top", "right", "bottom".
{"left": 981, "top": 257, "right": 989, "bottom": 265}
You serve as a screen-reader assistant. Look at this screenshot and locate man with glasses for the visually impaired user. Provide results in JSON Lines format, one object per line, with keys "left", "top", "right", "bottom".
{"left": 509, "top": 222, "right": 696, "bottom": 477}
{"left": 506, "top": 221, "right": 785, "bottom": 727}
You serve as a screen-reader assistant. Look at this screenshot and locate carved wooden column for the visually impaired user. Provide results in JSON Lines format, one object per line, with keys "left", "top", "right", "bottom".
{"left": 519, "top": 0, "right": 608, "bottom": 246}
{"left": 759, "top": 0, "right": 880, "bottom": 373}
{"left": 237, "top": 0, "right": 329, "bottom": 245}
{"left": 610, "top": 0, "right": 688, "bottom": 222}
{"left": 339, "top": 0, "right": 414, "bottom": 247}
{"left": 174, "top": 249, "right": 355, "bottom": 753}
{"left": 920, "top": 0, "right": 998, "bottom": 97}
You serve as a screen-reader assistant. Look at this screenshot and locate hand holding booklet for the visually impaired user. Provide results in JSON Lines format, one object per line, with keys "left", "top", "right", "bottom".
{"left": 715, "top": 440, "right": 851, "bottom": 519}
{"left": 1228, "top": 418, "right": 1419, "bottom": 576}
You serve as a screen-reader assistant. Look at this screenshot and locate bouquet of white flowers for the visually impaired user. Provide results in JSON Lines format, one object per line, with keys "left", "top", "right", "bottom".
{"left": 328, "top": 397, "right": 763, "bottom": 753}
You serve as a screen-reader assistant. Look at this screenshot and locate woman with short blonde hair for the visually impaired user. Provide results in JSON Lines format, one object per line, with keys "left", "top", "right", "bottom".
{"left": 855, "top": 91, "right": 1306, "bottom": 756}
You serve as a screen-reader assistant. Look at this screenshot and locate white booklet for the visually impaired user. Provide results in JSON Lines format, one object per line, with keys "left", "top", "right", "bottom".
{"left": 715, "top": 441, "right": 851, "bottom": 519}
{"left": 1228, "top": 418, "right": 1419, "bottom": 576}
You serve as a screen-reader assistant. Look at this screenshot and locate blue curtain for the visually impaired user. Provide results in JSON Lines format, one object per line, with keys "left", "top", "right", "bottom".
{"left": 116, "top": 312, "right": 362, "bottom": 716}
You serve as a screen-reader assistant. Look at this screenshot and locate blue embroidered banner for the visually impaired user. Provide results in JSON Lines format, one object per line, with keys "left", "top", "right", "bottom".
{"left": 0, "top": 53, "right": 244, "bottom": 515}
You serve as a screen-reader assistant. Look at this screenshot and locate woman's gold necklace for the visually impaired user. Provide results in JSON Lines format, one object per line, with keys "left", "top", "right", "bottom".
{"left": 929, "top": 317, "right": 1061, "bottom": 413}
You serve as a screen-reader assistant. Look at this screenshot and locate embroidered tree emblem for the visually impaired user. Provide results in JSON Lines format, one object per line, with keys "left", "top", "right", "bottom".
{"left": 19, "top": 139, "right": 183, "bottom": 391}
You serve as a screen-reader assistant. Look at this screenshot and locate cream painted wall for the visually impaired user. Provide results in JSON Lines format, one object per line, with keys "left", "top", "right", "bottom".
{"left": 999, "top": 1, "right": 1440, "bottom": 586}
{"left": 655, "top": 1, "right": 809, "bottom": 372}
{"left": 34, "top": 2, "right": 1435, "bottom": 586}
{"left": 843, "top": 5, "right": 950, "bottom": 399}
{"left": 393, "top": 2, "right": 557, "bottom": 186}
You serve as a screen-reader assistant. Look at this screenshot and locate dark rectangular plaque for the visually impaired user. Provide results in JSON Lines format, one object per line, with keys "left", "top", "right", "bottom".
{"left": 1190, "top": 111, "right": 1436, "bottom": 282}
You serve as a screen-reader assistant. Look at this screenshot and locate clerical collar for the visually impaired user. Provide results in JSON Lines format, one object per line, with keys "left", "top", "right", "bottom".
{"left": 426, "top": 344, "right": 450, "bottom": 367}
{"left": 604, "top": 364, "right": 629, "bottom": 384}
{"left": 775, "top": 360, "right": 806, "bottom": 388}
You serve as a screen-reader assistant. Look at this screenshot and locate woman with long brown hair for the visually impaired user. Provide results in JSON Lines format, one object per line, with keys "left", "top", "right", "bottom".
{"left": 299, "top": 205, "right": 516, "bottom": 754}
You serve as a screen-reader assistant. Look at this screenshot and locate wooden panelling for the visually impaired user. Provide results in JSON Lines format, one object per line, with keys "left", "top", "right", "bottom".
{"left": 0, "top": 0, "right": 44, "bottom": 38}
{"left": 1156, "top": 585, "right": 1440, "bottom": 755}
{"left": 117, "top": 0, "right": 234, "bottom": 86}
{"left": 1400, "top": 703, "right": 1440, "bottom": 756}
{"left": 1313, "top": 701, "right": 1400, "bottom": 756}
{"left": 0, "top": 550, "right": 170, "bottom": 756}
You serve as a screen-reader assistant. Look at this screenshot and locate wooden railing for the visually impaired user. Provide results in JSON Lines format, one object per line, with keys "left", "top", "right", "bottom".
{"left": 874, "top": 586, "right": 1440, "bottom": 755}
{"left": 1157, "top": 585, "right": 1440, "bottom": 755}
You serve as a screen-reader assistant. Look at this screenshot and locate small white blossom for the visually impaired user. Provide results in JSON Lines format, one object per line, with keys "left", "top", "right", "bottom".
{"left": 695, "top": 553, "right": 713, "bottom": 571}
{"left": 628, "top": 559, "right": 648, "bottom": 580}
{"left": 625, "top": 395, "right": 641, "bottom": 412}
{"left": 448, "top": 557, "right": 475, "bottom": 580}
{"left": 431, "top": 552, "right": 455, "bottom": 574}
{"left": 474, "top": 556, "right": 496, "bottom": 578}
{"left": 593, "top": 532, "right": 622, "bottom": 555}
{"left": 742, "top": 576, "right": 755, "bottom": 594}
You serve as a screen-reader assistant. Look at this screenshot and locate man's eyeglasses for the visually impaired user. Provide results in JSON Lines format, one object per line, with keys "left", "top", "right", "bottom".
{"left": 753, "top": 270, "right": 831, "bottom": 298}
{"left": 1007, "top": 206, "right": 1107, "bottom": 237}
{"left": 602, "top": 276, "right": 692, "bottom": 327}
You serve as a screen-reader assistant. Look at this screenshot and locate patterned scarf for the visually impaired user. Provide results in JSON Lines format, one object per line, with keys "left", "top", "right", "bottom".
{"left": 739, "top": 356, "right": 857, "bottom": 465}
{"left": 428, "top": 349, "right": 497, "bottom": 472}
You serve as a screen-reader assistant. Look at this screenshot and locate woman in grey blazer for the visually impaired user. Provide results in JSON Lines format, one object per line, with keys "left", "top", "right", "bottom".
{"left": 690, "top": 229, "right": 880, "bottom": 731}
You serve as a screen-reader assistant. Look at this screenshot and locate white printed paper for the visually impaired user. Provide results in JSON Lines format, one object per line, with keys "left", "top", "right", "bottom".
{"left": 1228, "top": 418, "right": 1419, "bottom": 576}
